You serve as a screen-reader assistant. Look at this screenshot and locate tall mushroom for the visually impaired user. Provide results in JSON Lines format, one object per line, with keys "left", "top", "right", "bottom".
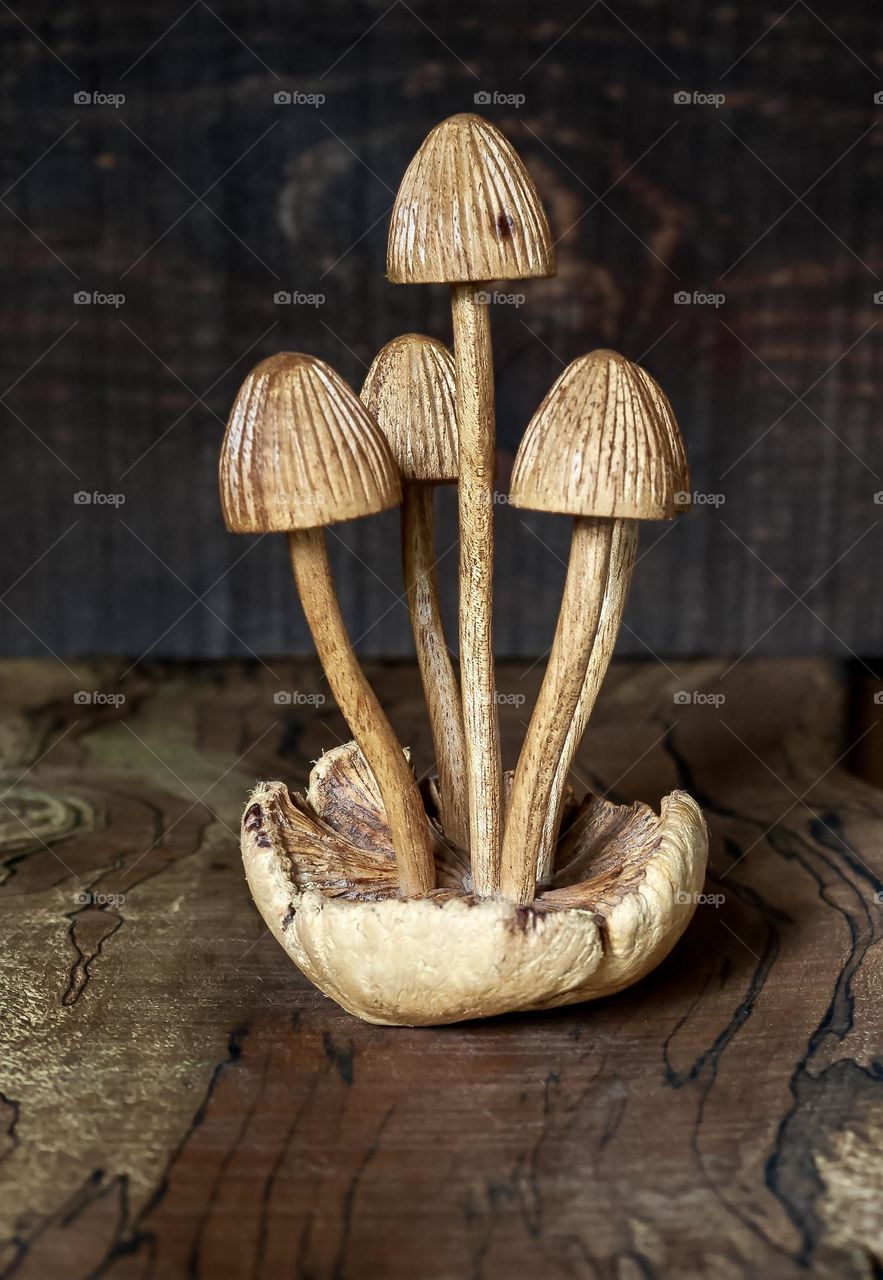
{"left": 500, "top": 350, "right": 690, "bottom": 904}
{"left": 219, "top": 352, "right": 436, "bottom": 897}
{"left": 387, "top": 113, "right": 555, "bottom": 895}
{"left": 360, "top": 334, "right": 469, "bottom": 848}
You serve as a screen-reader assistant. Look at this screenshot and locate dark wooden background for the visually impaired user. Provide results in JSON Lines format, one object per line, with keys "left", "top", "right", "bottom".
{"left": 2, "top": 0, "right": 882, "bottom": 662}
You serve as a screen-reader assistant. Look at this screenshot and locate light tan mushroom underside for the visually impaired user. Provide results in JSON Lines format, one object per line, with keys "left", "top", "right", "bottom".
{"left": 240, "top": 742, "right": 708, "bottom": 1027}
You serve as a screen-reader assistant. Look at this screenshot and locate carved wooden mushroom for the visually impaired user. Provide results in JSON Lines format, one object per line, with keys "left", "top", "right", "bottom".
{"left": 501, "top": 350, "right": 690, "bottom": 904}
{"left": 360, "top": 334, "right": 469, "bottom": 848}
{"left": 388, "top": 114, "right": 555, "bottom": 895}
{"left": 220, "top": 352, "right": 435, "bottom": 896}
{"left": 239, "top": 739, "right": 707, "bottom": 1025}
{"left": 535, "top": 361, "right": 689, "bottom": 883}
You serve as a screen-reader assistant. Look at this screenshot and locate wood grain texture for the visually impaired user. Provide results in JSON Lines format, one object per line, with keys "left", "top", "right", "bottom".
{"left": 537, "top": 519, "right": 639, "bottom": 881}
{"left": 401, "top": 485, "right": 469, "bottom": 848}
{"left": 509, "top": 350, "right": 690, "bottom": 520}
{"left": 450, "top": 285, "right": 503, "bottom": 894}
{"left": 288, "top": 529, "right": 435, "bottom": 897}
{"left": 240, "top": 750, "right": 706, "bottom": 1025}
{"left": 4, "top": 4, "right": 882, "bottom": 661}
{"left": 359, "top": 334, "right": 458, "bottom": 483}
{"left": 1, "top": 657, "right": 882, "bottom": 1276}
{"left": 386, "top": 114, "right": 555, "bottom": 285}
{"left": 360, "top": 334, "right": 468, "bottom": 846}
{"left": 220, "top": 353, "right": 400, "bottom": 532}
{"left": 500, "top": 518, "right": 614, "bottom": 903}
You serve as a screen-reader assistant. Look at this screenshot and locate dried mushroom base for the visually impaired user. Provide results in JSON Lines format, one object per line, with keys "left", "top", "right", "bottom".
{"left": 241, "top": 742, "right": 708, "bottom": 1027}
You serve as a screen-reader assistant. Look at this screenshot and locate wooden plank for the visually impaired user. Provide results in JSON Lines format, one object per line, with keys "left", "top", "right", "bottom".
{"left": 1, "top": 657, "right": 881, "bottom": 1277}
{"left": 1, "top": 1, "right": 881, "bottom": 660}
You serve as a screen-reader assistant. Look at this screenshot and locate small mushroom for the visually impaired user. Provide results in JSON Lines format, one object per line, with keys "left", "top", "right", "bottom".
{"left": 220, "top": 352, "right": 435, "bottom": 897}
{"left": 360, "top": 334, "right": 469, "bottom": 848}
{"left": 501, "top": 350, "right": 690, "bottom": 904}
{"left": 388, "top": 114, "right": 555, "bottom": 894}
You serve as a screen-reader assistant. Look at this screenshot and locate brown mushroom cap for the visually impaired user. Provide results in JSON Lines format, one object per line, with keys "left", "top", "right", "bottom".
{"left": 387, "top": 114, "right": 555, "bottom": 285}
{"left": 220, "top": 352, "right": 401, "bottom": 533}
{"left": 360, "top": 334, "right": 458, "bottom": 483}
{"left": 509, "top": 350, "right": 690, "bottom": 520}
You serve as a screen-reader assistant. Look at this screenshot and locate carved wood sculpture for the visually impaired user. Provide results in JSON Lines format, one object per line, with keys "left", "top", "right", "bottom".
{"left": 219, "top": 352, "right": 435, "bottom": 897}
{"left": 221, "top": 117, "right": 707, "bottom": 1025}
{"left": 387, "top": 113, "right": 556, "bottom": 894}
{"left": 360, "top": 334, "right": 469, "bottom": 848}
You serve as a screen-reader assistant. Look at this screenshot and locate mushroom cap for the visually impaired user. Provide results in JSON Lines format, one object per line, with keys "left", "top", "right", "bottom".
{"left": 509, "top": 350, "right": 690, "bottom": 520}
{"left": 387, "top": 114, "right": 555, "bottom": 285}
{"left": 220, "top": 352, "right": 401, "bottom": 533}
{"left": 360, "top": 334, "right": 458, "bottom": 483}
{"left": 239, "top": 741, "right": 708, "bottom": 1027}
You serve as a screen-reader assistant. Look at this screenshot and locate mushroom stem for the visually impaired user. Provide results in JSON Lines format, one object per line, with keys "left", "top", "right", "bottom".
{"left": 535, "top": 520, "right": 638, "bottom": 883}
{"left": 450, "top": 283, "right": 502, "bottom": 895}
{"left": 288, "top": 527, "right": 436, "bottom": 897}
{"left": 401, "top": 483, "right": 470, "bottom": 848}
{"left": 500, "top": 516, "right": 614, "bottom": 904}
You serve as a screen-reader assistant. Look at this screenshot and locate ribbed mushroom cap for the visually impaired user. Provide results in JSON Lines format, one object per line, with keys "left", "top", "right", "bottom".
{"left": 360, "top": 334, "right": 458, "bottom": 483}
{"left": 509, "top": 350, "right": 690, "bottom": 520}
{"left": 387, "top": 114, "right": 555, "bottom": 285}
{"left": 220, "top": 353, "right": 401, "bottom": 533}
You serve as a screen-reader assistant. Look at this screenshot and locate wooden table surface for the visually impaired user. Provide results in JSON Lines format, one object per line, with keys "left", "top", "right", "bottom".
{"left": 1, "top": 657, "right": 882, "bottom": 1279}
